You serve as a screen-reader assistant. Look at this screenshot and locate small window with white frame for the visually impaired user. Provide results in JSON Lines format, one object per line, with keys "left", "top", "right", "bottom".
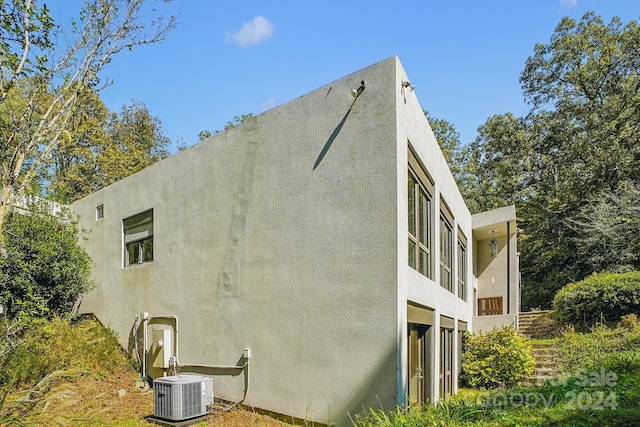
{"left": 123, "top": 209, "right": 153, "bottom": 267}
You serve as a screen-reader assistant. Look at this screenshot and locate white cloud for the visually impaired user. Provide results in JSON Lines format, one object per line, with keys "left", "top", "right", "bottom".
{"left": 225, "top": 16, "right": 274, "bottom": 48}
{"left": 260, "top": 97, "right": 276, "bottom": 110}
{"left": 560, "top": 0, "right": 578, "bottom": 8}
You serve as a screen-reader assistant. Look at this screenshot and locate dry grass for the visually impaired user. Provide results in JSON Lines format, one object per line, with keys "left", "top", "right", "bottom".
{"left": 4, "top": 366, "right": 292, "bottom": 426}
{"left": 49, "top": 373, "right": 292, "bottom": 425}
{"left": 1, "top": 317, "right": 291, "bottom": 426}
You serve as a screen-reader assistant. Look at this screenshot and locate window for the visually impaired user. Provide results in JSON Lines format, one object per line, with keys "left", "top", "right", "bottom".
{"left": 408, "top": 148, "right": 433, "bottom": 278}
{"left": 439, "top": 318, "right": 454, "bottom": 398}
{"left": 477, "top": 296, "right": 503, "bottom": 315}
{"left": 457, "top": 231, "right": 467, "bottom": 301}
{"left": 457, "top": 320, "right": 467, "bottom": 387}
{"left": 439, "top": 203, "right": 453, "bottom": 292}
{"left": 123, "top": 209, "right": 153, "bottom": 267}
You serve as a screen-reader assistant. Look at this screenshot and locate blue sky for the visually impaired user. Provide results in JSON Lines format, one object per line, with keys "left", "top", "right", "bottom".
{"left": 53, "top": 0, "right": 639, "bottom": 152}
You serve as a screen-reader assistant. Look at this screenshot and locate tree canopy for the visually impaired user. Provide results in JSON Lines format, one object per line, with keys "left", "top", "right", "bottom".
{"left": 463, "top": 12, "right": 640, "bottom": 309}
{"left": 46, "top": 97, "right": 170, "bottom": 203}
{"left": 198, "top": 113, "right": 255, "bottom": 141}
{"left": 0, "top": 0, "right": 176, "bottom": 234}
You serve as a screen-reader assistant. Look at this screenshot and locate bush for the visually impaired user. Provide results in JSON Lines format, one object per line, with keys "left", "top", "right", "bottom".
{"left": 553, "top": 271, "right": 640, "bottom": 327}
{"left": 460, "top": 327, "right": 534, "bottom": 389}
{"left": 0, "top": 199, "right": 93, "bottom": 317}
{"left": 556, "top": 322, "right": 640, "bottom": 371}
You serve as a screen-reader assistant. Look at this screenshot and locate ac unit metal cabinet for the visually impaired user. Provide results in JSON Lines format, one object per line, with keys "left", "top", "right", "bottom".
{"left": 153, "top": 375, "right": 213, "bottom": 421}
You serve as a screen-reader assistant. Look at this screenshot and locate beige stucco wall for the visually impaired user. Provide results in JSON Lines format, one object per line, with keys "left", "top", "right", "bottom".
{"left": 394, "top": 62, "right": 474, "bottom": 402}
{"left": 72, "top": 56, "right": 483, "bottom": 424}
{"left": 472, "top": 206, "right": 519, "bottom": 332}
{"left": 73, "top": 58, "right": 404, "bottom": 426}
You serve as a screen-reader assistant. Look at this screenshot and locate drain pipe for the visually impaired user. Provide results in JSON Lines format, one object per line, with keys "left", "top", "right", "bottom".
{"left": 142, "top": 312, "right": 149, "bottom": 381}
{"left": 179, "top": 349, "right": 251, "bottom": 411}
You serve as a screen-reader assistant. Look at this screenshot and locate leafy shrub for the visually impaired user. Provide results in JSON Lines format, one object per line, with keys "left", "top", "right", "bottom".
{"left": 553, "top": 271, "right": 640, "bottom": 327}
{"left": 0, "top": 200, "right": 93, "bottom": 317}
{"left": 461, "top": 327, "right": 534, "bottom": 389}
{"left": 556, "top": 322, "right": 640, "bottom": 371}
{"left": 619, "top": 313, "right": 639, "bottom": 330}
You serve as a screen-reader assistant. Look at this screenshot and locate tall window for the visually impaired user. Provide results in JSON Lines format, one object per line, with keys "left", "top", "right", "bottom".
{"left": 439, "top": 204, "right": 453, "bottom": 292}
{"left": 439, "top": 324, "right": 454, "bottom": 398}
{"left": 408, "top": 172, "right": 432, "bottom": 276}
{"left": 457, "top": 231, "right": 467, "bottom": 301}
{"left": 123, "top": 209, "right": 153, "bottom": 267}
{"left": 408, "top": 151, "right": 434, "bottom": 278}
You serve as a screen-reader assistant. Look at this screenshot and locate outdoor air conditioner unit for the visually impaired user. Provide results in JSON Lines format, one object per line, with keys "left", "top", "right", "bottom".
{"left": 153, "top": 375, "right": 213, "bottom": 421}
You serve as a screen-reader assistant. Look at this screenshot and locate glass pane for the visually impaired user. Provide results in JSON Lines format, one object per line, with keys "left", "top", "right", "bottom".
{"left": 408, "top": 240, "right": 417, "bottom": 269}
{"left": 142, "top": 237, "right": 154, "bottom": 262}
{"left": 408, "top": 328, "right": 419, "bottom": 405}
{"left": 408, "top": 174, "right": 416, "bottom": 234}
{"left": 439, "top": 218, "right": 446, "bottom": 258}
{"left": 419, "top": 189, "right": 428, "bottom": 244}
{"left": 126, "top": 241, "right": 140, "bottom": 265}
{"left": 419, "top": 248, "right": 428, "bottom": 276}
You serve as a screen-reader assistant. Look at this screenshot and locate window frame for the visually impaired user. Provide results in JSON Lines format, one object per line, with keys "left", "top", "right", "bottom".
{"left": 439, "top": 324, "right": 454, "bottom": 398}
{"left": 123, "top": 209, "right": 154, "bottom": 268}
{"left": 457, "top": 230, "right": 467, "bottom": 301}
{"left": 439, "top": 201, "right": 454, "bottom": 292}
{"left": 408, "top": 148, "right": 434, "bottom": 279}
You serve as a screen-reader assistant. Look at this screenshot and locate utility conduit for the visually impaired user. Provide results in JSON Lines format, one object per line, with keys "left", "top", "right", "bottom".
{"left": 138, "top": 313, "right": 250, "bottom": 410}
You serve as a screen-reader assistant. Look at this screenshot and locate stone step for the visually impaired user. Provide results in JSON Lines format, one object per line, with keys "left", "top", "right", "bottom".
{"left": 522, "top": 375, "right": 558, "bottom": 386}
{"left": 522, "top": 337, "right": 560, "bottom": 387}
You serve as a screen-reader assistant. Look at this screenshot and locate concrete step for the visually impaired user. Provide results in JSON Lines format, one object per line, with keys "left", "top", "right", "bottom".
{"left": 518, "top": 310, "right": 555, "bottom": 339}
{"left": 522, "top": 337, "right": 559, "bottom": 386}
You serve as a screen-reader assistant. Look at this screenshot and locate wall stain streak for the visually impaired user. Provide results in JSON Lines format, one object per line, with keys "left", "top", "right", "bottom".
{"left": 219, "top": 122, "right": 260, "bottom": 298}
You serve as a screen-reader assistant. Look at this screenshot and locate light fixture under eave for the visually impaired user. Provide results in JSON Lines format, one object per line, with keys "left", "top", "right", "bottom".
{"left": 489, "top": 230, "right": 498, "bottom": 259}
{"left": 401, "top": 80, "right": 414, "bottom": 92}
{"left": 351, "top": 80, "right": 366, "bottom": 98}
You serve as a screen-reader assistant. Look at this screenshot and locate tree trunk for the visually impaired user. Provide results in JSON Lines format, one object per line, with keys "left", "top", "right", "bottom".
{"left": 0, "top": 184, "right": 12, "bottom": 234}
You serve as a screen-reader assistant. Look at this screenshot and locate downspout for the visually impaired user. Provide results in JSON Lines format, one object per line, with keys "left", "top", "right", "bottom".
{"left": 506, "top": 222, "right": 511, "bottom": 315}
{"left": 142, "top": 312, "right": 149, "bottom": 381}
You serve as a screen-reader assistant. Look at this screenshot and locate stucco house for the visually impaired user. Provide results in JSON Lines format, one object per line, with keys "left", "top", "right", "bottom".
{"left": 71, "top": 56, "right": 518, "bottom": 426}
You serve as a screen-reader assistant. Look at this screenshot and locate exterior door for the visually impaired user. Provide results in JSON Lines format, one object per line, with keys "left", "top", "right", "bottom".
{"left": 408, "top": 323, "right": 430, "bottom": 405}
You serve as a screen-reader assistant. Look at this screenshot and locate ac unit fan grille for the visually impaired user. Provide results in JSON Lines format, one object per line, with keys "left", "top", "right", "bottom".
{"left": 153, "top": 376, "right": 212, "bottom": 421}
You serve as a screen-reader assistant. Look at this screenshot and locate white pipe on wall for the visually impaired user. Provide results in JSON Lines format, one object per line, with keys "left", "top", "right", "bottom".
{"left": 143, "top": 313, "right": 250, "bottom": 409}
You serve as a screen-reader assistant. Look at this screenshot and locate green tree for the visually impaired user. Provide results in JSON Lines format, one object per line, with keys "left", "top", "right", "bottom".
{"left": 99, "top": 101, "right": 170, "bottom": 187}
{"left": 424, "top": 111, "right": 467, "bottom": 179}
{"left": 465, "top": 13, "right": 640, "bottom": 309}
{"left": 568, "top": 181, "right": 640, "bottom": 274}
{"left": 0, "top": 199, "right": 93, "bottom": 317}
{"left": 0, "top": 0, "right": 176, "bottom": 234}
{"left": 44, "top": 86, "right": 110, "bottom": 203}
{"left": 424, "top": 111, "right": 488, "bottom": 212}
{"left": 198, "top": 113, "right": 255, "bottom": 141}
{"left": 46, "top": 95, "right": 170, "bottom": 203}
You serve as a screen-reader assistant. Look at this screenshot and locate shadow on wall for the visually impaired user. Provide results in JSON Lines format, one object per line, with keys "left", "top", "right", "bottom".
{"left": 313, "top": 85, "right": 364, "bottom": 171}
{"left": 336, "top": 340, "right": 398, "bottom": 426}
